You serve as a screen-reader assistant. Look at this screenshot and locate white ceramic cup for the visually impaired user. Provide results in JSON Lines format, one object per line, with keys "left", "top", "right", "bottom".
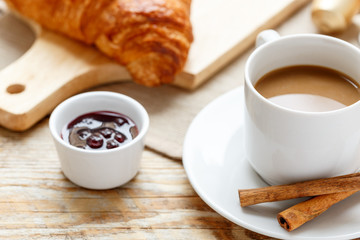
{"left": 244, "top": 30, "right": 360, "bottom": 185}
{"left": 49, "top": 91, "right": 149, "bottom": 190}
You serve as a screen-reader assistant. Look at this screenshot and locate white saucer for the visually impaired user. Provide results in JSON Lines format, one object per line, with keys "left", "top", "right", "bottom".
{"left": 183, "top": 87, "right": 360, "bottom": 240}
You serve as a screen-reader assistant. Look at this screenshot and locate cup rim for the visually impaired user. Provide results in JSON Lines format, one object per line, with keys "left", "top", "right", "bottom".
{"left": 49, "top": 91, "right": 149, "bottom": 154}
{"left": 244, "top": 33, "right": 360, "bottom": 115}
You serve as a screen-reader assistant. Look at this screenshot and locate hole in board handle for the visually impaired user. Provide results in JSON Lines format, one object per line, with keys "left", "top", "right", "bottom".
{"left": 7, "top": 84, "right": 25, "bottom": 94}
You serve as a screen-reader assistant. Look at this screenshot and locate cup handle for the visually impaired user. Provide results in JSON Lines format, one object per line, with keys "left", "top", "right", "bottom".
{"left": 255, "top": 30, "right": 280, "bottom": 48}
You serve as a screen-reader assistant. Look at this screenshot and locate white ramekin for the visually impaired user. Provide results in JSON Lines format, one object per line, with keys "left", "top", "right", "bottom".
{"left": 49, "top": 91, "right": 149, "bottom": 190}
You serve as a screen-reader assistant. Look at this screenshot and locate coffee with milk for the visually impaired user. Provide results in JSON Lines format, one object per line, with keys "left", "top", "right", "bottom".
{"left": 255, "top": 65, "right": 360, "bottom": 112}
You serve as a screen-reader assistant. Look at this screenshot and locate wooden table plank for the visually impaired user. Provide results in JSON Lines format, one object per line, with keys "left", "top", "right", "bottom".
{"left": 0, "top": 118, "right": 275, "bottom": 239}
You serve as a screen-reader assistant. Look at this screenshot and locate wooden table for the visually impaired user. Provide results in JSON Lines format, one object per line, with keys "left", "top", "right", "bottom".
{"left": 1, "top": 3, "right": 360, "bottom": 240}
{"left": 0, "top": 118, "right": 273, "bottom": 240}
{"left": 0, "top": 1, "right": 286, "bottom": 239}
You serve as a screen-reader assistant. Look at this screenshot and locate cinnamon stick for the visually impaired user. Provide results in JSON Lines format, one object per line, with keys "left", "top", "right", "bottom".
{"left": 277, "top": 190, "right": 358, "bottom": 231}
{"left": 238, "top": 173, "right": 360, "bottom": 207}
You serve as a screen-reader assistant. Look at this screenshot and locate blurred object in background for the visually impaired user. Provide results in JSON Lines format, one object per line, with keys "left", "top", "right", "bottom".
{"left": 0, "top": 3, "right": 35, "bottom": 70}
{"left": 354, "top": 14, "right": 360, "bottom": 44}
{"left": 311, "top": 0, "right": 360, "bottom": 34}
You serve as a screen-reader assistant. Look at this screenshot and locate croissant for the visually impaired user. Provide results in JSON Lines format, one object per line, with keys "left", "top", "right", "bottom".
{"left": 4, "top": 0, "right": 193, "bottom": 86}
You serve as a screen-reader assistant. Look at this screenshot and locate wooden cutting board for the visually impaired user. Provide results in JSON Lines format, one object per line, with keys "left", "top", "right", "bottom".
{"left": 0, "top": 0, "right": 310, "bottom": 131}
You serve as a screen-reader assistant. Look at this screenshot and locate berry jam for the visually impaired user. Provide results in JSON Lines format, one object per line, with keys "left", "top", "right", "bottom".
{"left": 62, "top": 111, "right": 139, "bottom": 150}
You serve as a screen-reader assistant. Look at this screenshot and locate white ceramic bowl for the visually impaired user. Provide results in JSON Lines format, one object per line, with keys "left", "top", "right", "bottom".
{"left": 49, "top": 91, "right": 149, "bottom": 190}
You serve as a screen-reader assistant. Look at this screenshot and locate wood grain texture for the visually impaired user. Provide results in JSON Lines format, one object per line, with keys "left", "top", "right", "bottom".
{"left": 174, "top": 0, "right": 311, "bottom": 89}
{"left": 0, "top": 118, "right": 276, "bottom": 240}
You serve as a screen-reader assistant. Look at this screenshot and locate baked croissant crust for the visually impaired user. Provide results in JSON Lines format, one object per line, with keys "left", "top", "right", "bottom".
{"left": 4, "top": 0, "right": 193, "bottom": 86}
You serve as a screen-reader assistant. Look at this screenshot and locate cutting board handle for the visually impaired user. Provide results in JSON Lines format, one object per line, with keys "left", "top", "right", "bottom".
{"left": 0, "top": 28, "right": 130, "bottom": 131}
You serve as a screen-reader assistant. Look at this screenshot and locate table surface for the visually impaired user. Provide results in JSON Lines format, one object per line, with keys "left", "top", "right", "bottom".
{"left": 0, "top": 118, "right": 270, "bottom": 240}
{"left": 1, "top": 2, "right": 360, "bottom": 240}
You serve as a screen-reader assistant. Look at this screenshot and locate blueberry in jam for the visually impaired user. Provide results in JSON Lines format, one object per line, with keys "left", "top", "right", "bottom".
{"left": 62, "top": 111, "right": 139, "bottom": 150}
